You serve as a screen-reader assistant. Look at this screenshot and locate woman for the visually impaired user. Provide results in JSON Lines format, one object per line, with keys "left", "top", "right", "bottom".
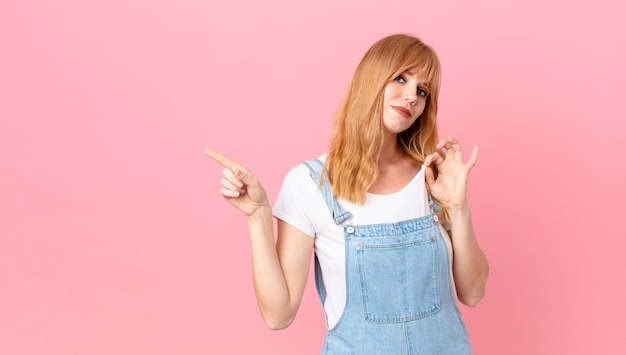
{"left": 206, "top": 33, "right": 489, "bottom": 354}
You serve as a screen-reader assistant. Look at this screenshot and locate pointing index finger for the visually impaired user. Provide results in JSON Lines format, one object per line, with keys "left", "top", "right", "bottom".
{"left": 204, "top": 148, "right": 237, "bottom": 169}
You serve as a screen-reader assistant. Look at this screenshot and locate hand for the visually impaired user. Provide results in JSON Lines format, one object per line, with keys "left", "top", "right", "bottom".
{"left": 204, "top": 149, "right": 269, "bottom": 217}
{"left": 423, "top": 136, "right": 478, "bottom": 211}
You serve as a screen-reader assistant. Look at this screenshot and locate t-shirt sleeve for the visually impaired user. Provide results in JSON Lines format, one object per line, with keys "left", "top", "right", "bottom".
{"left": 272, "top": 164, "right": 317, "bottom": 238}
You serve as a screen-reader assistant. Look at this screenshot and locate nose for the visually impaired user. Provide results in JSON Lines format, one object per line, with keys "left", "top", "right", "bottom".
{"left": 403, "top": 87, "right": 417, "bottom": 105}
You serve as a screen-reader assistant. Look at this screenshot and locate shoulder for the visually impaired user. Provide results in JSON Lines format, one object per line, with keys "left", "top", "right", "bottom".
{"left": 274, "top": 155, "right": 328, "bottom": 238}
{"left": 276, "top": 155, "right": 327, "bottom": 201}
{"left": 282, "top": 155, "right": 326, "bottom": 186}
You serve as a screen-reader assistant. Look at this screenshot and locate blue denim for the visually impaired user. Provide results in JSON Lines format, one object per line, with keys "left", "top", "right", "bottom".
{"left": 304, "top": 159, "right": 471, "bottom": 355}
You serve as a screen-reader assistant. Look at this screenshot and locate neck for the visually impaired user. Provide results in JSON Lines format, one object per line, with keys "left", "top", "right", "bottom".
{"left": 378, "top": 134, "right": 403, "bottom": 165}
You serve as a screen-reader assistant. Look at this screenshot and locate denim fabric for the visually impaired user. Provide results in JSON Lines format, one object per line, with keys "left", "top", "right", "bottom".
{"left": 304, "top": 159, "right": 471, "bottom": 355}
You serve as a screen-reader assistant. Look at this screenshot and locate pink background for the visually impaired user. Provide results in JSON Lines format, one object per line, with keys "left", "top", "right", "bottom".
{"left": 2, "top": 0, "right": 625, "bottom": 354}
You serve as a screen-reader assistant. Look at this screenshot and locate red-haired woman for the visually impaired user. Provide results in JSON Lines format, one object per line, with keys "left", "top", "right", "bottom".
{"left": 206, "top": 34, "right": 489, "bottom": 354}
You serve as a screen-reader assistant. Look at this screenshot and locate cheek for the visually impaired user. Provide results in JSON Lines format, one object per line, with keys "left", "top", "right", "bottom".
{"left": 384, "top": 82, "right": 404, "bottom": 97}
{"left": 416, "top": 101, "right": 427, "bottom": 116}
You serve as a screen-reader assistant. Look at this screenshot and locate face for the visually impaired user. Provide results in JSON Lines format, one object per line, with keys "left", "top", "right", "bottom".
{"left": 381, "top": 70, "right": 429, "bottom": 137}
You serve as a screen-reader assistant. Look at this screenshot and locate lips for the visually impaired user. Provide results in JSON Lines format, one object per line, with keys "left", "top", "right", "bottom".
{"left": 392, "top": 106, "right": 411, "bottom": 118}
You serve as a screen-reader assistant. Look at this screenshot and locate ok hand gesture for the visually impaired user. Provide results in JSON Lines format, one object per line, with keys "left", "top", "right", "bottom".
{"left": 423, "top": 136, "right": 478, "bottom": 211}
{"left": 204, "top": 149, "right": 269, "bottom": 217}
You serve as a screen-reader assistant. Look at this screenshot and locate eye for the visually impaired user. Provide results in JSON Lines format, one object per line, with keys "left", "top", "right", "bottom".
{"left": 417, "top": 87, "right": 430, "bottom": 98}
{"left": 393, "top": 75, "right": 406, "bottom": 83}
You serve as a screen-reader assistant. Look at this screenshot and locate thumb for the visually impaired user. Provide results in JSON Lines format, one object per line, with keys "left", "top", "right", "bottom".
{"left": 232, "top": 166, "right": 257, "bottom": 187}
{"left": 424, "top": 165, "right": 436, "bottom": 187}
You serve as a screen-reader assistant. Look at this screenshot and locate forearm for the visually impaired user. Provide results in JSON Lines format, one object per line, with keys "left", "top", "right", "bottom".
{"left": 246, "top": 205, "right": 295, "bottom": 329}
{"left": 447, "top": 204, "right": 489, "bottom": 307}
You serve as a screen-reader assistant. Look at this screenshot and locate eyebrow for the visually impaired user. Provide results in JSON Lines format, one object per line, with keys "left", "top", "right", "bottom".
{"left": 404, "top": 70, "right": 429, "bottom": 87}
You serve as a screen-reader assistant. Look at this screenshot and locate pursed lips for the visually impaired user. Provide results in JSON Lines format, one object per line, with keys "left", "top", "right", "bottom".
{"left": 392, "top": 106, "right": 412, "bottom": 118}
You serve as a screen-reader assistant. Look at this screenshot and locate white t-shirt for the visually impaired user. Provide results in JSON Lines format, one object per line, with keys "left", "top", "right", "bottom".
{"left": 273, "top": 155, "right": 454, "bottom": 329}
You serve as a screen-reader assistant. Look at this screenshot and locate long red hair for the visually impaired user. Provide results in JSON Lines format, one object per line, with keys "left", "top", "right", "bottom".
{"left": 325, "top": 33, "right": 442, "bottom": 204}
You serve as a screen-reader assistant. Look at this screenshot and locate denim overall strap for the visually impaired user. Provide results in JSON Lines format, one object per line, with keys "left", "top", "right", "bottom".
{"left": 427, "top": 192, "right": 441, "bottom": 223}
{"left": 302, "top": 159, "right": 351, "bottom": 313}
{"left": 302, "top": 159, "right": 351, "bottom": 225}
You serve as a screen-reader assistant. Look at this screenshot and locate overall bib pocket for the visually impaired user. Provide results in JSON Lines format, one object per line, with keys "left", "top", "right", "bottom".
{"left": 356, "top": 233, "right": 441, "bottom": 324}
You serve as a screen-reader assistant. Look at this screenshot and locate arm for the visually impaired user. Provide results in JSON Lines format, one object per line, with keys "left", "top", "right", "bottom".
{"left": 205, "top": 149, "right": 314, "bottom": 329}
{"left": 248, "top": 209, "right": 314, "bottom": 329}
{"left": 446, "top": 205, "right": 489, "bottom": 306}
{"left": 423, "top": 137, "right": 489, "bottom": 307}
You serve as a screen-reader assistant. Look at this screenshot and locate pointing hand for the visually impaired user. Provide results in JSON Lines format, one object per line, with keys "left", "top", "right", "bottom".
{"left": 205, "top": 149, "right": 269, "bottom": 217}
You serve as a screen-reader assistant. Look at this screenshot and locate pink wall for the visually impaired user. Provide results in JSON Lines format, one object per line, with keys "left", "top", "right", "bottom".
{"left": 2, "top": 0, "right": 625, "bottom": 354}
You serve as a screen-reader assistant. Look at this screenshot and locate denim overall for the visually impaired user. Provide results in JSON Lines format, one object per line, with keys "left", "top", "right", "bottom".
{"left": 303, "top": 159, "right": 471, "bottom": 355}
